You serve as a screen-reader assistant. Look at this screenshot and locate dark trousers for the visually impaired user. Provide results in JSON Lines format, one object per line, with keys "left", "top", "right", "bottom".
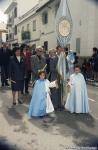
{"left": 57, "top": 75, "right": 65, "bottom": 110}
{"left": 51, "top": 88, "right": 60, "bottom": 110}
{"left": 1, "top": 65, "right": 9, "bottom": 85}
{"left": 24, "top": 71, "right": 31, "bottom": 92}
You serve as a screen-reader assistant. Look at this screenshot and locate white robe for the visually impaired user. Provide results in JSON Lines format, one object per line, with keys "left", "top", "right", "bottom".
{"left": 65, "top": 73, "right": 89, "bottom": 113}
{"left": 45, "top": 80, "right": 57, "bottom": 113}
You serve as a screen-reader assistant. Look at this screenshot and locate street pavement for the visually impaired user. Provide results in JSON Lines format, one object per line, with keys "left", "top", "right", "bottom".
{"left": 0, "top": 85, "right": 98, "bottom": 150}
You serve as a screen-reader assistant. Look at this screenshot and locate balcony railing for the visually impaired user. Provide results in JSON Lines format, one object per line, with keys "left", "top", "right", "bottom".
{"left": 7, "top": 33, "right": 14, "bottom": 41}
{"left": 7, "top": 16, "right": 14, "bottom": 27}
{"left": 21, "top": 31, "right": 31, "bottom": 41}
{"left": 7, "top": 23, "right": 12, "bottom": 27}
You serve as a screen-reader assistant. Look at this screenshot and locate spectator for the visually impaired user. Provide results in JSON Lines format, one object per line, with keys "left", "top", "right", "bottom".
{"left": 0, "top": 43, "right": 11, "bottom": 87}
{"left": 93, "top": 53, "right": 98, "bottom": 81}
{"left": 31, "top": 46, "right": 46, "bottom": 82}
{"left": 90, "top": 47, "right": 98, "bottom": 81}
{"left": 74, "top": 52, "right": 78, "bottom": 65}
{"left": 22, "top": 46, "right": 32, "bottom": 94}
{"left": 9, "top": 47, "right": 25, "bottom": 105}
{"left": 82, "top": 59, "right": 87, "bottom": 80}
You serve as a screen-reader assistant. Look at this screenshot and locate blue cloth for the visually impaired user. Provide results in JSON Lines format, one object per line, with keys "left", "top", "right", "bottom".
{"left": 28, "top": 80, "right": 47, "bottom": 117}
{"left": 65, "top": 73, "right": 89, "bottom": 113}
{"left": 67, "top": 51, "right": 75, "bottom": 76}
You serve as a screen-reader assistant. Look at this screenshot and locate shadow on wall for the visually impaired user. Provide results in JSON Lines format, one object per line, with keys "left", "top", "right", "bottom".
{"left": 87, "top": 0, "right": 98, "bottom": 4}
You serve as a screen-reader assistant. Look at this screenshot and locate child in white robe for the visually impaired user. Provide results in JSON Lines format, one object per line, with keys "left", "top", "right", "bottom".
{"left": 28, "top": 70, "right": 57, "bottom": 118}
{"left": 65, "top": 65, "right": 89, "bottom": 113}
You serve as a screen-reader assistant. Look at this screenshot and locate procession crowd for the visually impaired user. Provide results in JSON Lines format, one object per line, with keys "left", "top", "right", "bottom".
{"left": 0, "top": 43, "right": 97, "bottom": 118}
{"left": 82, "top": 47, "right": 98, "bottom": 81}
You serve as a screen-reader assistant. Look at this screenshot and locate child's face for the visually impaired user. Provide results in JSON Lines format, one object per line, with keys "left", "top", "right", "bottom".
{"left": 75, "top": 67, "right": 80, "bottom": 74}
{"left": 49, "top": 51, "right": 56, "bottom": 57}
{"left": 39, "top": 73, "right": 45, "bottom": 80}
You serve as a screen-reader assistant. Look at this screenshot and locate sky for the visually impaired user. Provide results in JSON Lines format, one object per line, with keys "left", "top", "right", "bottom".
{"left": 0, "top": 0, "right": 11, "bottom": 12}
{"left": 0, "top": 0, "right": 11, "bottom": 23}
{"left": 0, "top": 0, "right": 38, "bottom": 23}
{"left": 0, "top": 0, "right": 98, "bottom": 24}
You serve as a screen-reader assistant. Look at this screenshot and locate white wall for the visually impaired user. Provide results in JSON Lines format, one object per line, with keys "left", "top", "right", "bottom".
{"left": 2, "top": 33, "right": 6, "bottom": 42}
{"left": 17, "top": 0, "right": 98, "bottom": 56}
{"left": 39, "top": 0, "right": 49, "bottom": 6}
{"left": 17, "top": 0, "right": 39, "bottom": 17}
{"left": 17, "top": 14, "right": 41, "bottom": 44}
{"left": 94, "top": 3, "right": 98, "bottom": 48}
{"left": 69, "top": 0, "right": 97, "bottom": 56}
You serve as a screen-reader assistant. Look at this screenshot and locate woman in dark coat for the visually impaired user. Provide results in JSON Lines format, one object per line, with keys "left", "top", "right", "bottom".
{"left": 9, "top": 47, "right": 25, "bottom": 105}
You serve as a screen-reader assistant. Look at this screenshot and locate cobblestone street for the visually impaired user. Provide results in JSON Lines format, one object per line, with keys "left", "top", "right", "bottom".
{"left": 0, "top": 85, "right": 98, "bottom": 150}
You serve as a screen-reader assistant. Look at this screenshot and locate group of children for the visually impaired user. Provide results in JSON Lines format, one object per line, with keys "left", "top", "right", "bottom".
{"left": 28, "top": 65, "right": 89, "bottom": 119}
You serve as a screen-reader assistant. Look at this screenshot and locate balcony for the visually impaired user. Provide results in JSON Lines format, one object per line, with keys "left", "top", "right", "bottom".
{"left": 7, "top": 23, "right": 12, "bottom": 27}
{"left": 21, "top": 31, "right": 31, "bottom": 41}
{"left": 6, "top": 34, "right": 9, "bottom": 41}
{"left": 7, "top": 17, "right": 14, "bottom": 27}
{"left": 6, "top": 33, "right": 14, "bottom": 41}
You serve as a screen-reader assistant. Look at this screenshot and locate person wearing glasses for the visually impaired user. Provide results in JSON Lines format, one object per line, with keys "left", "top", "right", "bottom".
{"left": 31, "top": 46, "right": 46, "bottom": 82}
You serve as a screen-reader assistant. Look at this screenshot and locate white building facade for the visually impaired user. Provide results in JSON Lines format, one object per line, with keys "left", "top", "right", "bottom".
{"left": 17, "top": 0, "right": 39, "bottom": 17}
{"left": 5, "top": 1, "right": 18, "bottom": 45}
{"left": 5, "top": 0, "right": 98, "bottom": 56}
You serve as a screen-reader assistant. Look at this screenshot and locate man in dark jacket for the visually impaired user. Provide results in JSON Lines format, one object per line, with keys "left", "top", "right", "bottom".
{"left": 93, "top": 53, "right": 98, "bottom": 81}
{"left": 90, "top": 47, "right": 98, "bottom": 81}
{"left": 0, "top": 43, "right": 11, "bottom": 87}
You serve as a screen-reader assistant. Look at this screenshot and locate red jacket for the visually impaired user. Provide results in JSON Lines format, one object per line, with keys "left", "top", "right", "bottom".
{"left": 22, "top": 51, "right": 32, "bottom": 71}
